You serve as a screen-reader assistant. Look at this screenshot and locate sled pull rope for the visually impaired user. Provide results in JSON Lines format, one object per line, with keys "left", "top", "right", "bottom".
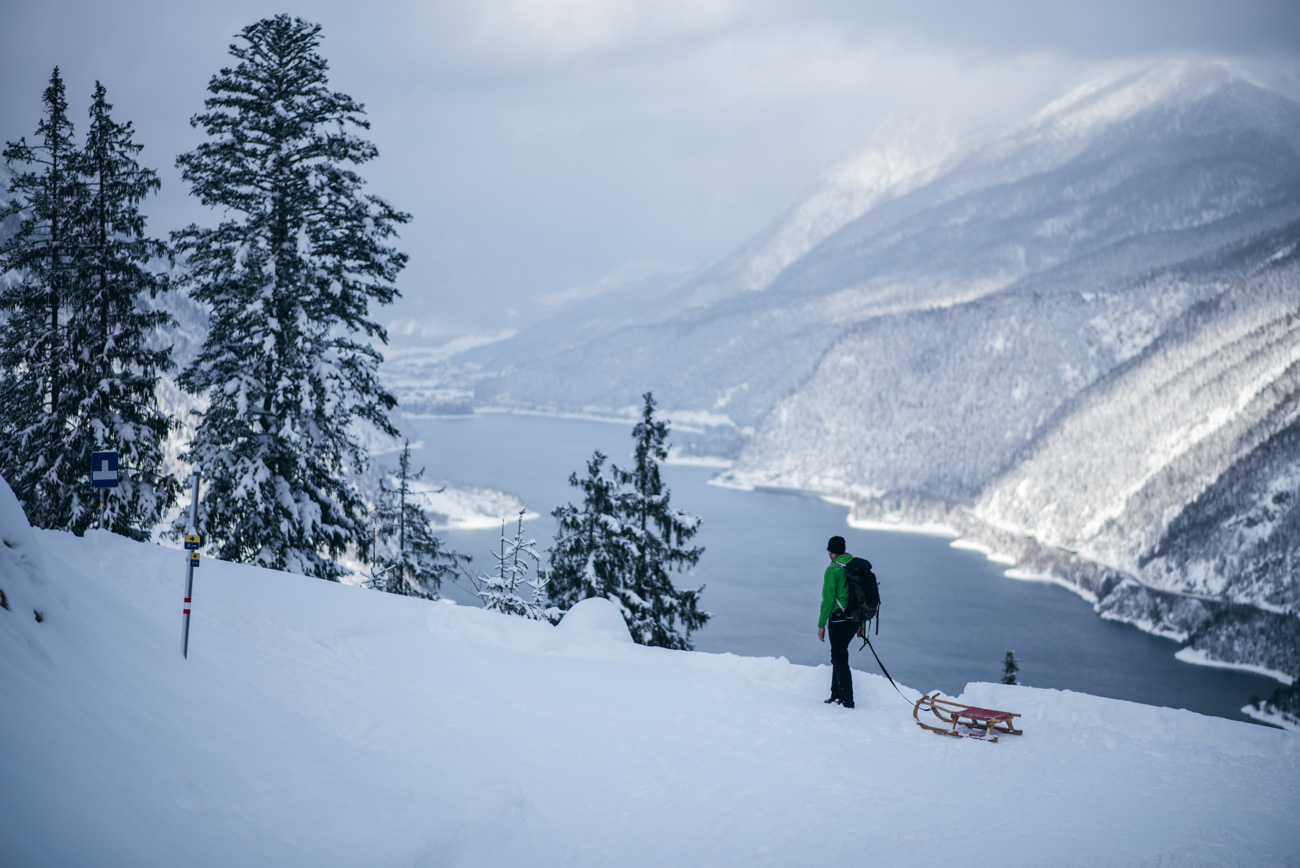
{"left": 861, "top": 634, "right": 916, "bottom": 706}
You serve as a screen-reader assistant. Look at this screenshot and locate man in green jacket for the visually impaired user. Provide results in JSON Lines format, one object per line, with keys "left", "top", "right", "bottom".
{"left": 818, "top": 535, "right": 860, "bottom": 707}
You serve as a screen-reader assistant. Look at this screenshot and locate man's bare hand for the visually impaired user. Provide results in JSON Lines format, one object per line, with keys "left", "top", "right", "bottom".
{"left": 817, "top": 627, "right": 826, "bottom": 642}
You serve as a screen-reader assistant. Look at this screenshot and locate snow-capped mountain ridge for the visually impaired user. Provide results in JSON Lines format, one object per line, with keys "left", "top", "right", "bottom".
{"left": 1010, "top": 60, "right": 1259, "bottom": 164}
{"left": 772, "top": 62, "right": 1300, "bottom": 317}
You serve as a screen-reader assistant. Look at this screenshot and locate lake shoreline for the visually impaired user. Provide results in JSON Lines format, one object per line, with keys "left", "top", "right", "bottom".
{"left": 716, "top": 473, "right": 1298, "bottom": 690}
{"left": 400, "top": 409, "right": 1291, "bottom": 722}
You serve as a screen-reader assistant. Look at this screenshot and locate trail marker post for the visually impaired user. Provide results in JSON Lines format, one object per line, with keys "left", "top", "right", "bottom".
{"left": 91, "top": 450, "right": 118, "bottom": 530}
{"left": 181, "top": 470, "right": 201, "bottom": 659}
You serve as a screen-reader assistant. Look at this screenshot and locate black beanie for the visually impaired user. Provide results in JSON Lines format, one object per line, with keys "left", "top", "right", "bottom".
{"left": 827, "top": 535, "right": 846, "bottom": 555}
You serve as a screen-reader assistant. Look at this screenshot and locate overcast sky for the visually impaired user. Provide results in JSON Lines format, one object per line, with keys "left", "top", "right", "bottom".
{"left": 3, "top": 0, "right": 1299, "bottom": 340}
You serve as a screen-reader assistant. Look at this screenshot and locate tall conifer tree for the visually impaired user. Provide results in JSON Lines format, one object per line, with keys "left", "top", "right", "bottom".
{"left": 1, "top": 71, "right": 176, "bottom": 535}
{"left": 547, "top": 450, "right": 628, "bottom": 610}
{"left": 67, "top": 82, "right": 177, "bottom": 537}
{"left": 0, "top": 68, "right": 84, "bottom": 527}
{"left": 366, "top": 441, "right": 456, "bottom": 598}
{"left": 173, "top": 16, "right": 409, "bottom": 578}
{"left": 614, "top": 392, "right": 707, "bottom": 649}
{"left": 547, "top": 394, "right": 709, "bottom": 649}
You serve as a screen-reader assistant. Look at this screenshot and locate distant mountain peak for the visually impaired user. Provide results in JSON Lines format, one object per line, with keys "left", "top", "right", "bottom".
{"left": 685, "top": 59, "right": 1290, "bottom": 310}
{"left": 1019, "top": 59, "right": 1266, "bottom": 146}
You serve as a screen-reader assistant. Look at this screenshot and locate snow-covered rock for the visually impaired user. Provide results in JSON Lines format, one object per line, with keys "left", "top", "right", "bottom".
{"left": 0, "top": 474, "right": 58, "bottom": 633}
{"left": 556, "top": 595, "right": 634, "bottom": 643}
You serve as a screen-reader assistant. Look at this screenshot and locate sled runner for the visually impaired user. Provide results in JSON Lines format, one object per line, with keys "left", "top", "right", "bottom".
{"left": 912, "top": 691, "right": 1022, "bottom": 742}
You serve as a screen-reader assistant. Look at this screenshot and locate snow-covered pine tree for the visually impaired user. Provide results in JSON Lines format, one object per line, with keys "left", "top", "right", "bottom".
{"left": 546, "top": 396, "right": 709, "bottom": 649}
{"left": 546, "top": 449, "right": 630, "bottom": 612}
{"left": 612, "top": 392, "right": 707, "bottom": 650}
{"left": 173, "top": 16, "right": 409, "bottom": 578}
{"left": 476, "top": 510, "right": 548, "bottom": 620}
{"left": 524, "top": 553, "right": 552, "bottom": 623}
{"left": 0, "top": 68, "right": 85, "bottom": 530}
{"left": 1002, "top": 650, "right": 1020, "bottom": 685}
{"left": 65, "top": 82, "right": 178, "bottom": 538}
{"left": 0, "top": 71, "right": 177, "bottom": 536}
{"left": 365, "top": 441, "right": 456, "bottom": 599}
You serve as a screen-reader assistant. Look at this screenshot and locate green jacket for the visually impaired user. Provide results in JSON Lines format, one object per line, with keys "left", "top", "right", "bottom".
{"left": 818, "top": 553, "right": 854, "bottom": 629}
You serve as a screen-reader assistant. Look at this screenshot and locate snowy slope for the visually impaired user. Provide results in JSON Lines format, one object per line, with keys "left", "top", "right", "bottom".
{"left": 3, "top": 479, "right": 1299, "bottom": 867}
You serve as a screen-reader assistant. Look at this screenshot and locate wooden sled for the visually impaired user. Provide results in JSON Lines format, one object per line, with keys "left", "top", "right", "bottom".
{"left": 913, "top": 691, "right": 1023, "bottom": 742}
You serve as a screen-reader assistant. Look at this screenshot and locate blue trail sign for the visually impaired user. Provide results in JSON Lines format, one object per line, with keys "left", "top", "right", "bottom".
{"left": 91, "top": 451, "right": 119, "bottom": 488}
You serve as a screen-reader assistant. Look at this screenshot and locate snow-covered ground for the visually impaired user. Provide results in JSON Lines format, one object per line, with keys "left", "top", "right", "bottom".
{"left": 2, "top": 478, "right": 1297, "bottom": 867}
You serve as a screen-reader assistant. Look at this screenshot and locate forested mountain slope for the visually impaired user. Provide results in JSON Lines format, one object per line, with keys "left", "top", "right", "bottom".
{"left": 971, "top": 242, "right": 1300, "bottom": 678}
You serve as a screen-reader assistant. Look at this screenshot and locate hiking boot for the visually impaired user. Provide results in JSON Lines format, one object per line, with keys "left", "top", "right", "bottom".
{"left": 824, "top": 697, "right": 839, "bottom": 704}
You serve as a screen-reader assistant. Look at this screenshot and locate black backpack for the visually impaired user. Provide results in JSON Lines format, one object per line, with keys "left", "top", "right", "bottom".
{"left": 840, "top": 556, "right": 881, "bottom": 632}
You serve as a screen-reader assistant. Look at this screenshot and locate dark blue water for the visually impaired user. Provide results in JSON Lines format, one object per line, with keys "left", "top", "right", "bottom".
{"left": 407, "top": 411, "right": 1281, "bottom": 725}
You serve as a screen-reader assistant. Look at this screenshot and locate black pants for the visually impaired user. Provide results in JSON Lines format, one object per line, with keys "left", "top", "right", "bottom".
{"left": 828, "top": 617, "right": 859, "bottom": 706}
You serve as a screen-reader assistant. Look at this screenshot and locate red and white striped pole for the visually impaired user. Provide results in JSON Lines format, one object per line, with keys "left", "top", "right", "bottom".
{"left": 181, "top": 470, "right": 201, "bottom": 659}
